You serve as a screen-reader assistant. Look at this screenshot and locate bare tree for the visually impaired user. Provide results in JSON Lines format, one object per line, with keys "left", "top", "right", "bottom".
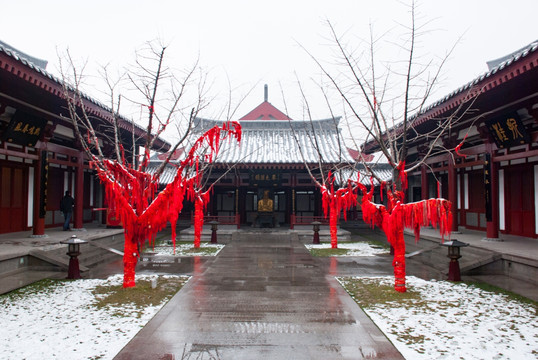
{"left": 58, "top": 41, "right": 241, "bottom": 287}
{"left": 283, "top": 79, "right": 359, "bottom": 249}
{"left": 300, "top": 1, "right": 479, "bottom": 291}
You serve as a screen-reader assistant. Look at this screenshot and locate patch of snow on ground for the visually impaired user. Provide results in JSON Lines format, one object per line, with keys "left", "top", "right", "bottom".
{"left": 0, "top": 274, "right": 189, "bottom": 360}
{"left": 305, "top": 242, "right": 388, "bottom": 256}
{"left": 338, "top": 276, "right": 537, "bottom": 360}
{"left": 144, "top": 242, "right": 225, "bottom": 256}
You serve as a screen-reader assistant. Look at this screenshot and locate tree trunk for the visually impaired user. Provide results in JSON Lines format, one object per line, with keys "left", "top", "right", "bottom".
{"left": 330, "top": 201, "right": 338, "bottom": 249}
{"left": 194, "top": 197, "right": 204, "bottom": 249}
{"left": 123, "top": 230, "right": 140, "bottom": 288}
{"left": 170, "top": 219, "right": 177, "bottom": 255}
{"left": 392, "top": 226, "right": 407, "bottom": 292}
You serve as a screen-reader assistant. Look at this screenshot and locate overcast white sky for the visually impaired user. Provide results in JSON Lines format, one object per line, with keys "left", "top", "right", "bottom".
{"left": 2, "top": 0, "right": 537, "bottom": 126}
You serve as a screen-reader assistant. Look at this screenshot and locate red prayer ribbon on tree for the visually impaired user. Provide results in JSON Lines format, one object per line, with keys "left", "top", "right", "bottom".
{"left": 357, "top": 164, "right": 452, "bottom": 292}
{"left": 320, "top": 172, "right": 359, "bottom": 249}
{"left": 93, "top": 121, "right": 242, "bottom": 287}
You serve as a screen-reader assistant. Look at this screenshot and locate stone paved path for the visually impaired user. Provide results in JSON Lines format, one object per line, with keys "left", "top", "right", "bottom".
{"left": 114, "top": 232, "right": 403, "bottom": 359}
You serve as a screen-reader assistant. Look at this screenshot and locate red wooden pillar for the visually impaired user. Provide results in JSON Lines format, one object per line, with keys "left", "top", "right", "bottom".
{"left": 486, "top": 145, "right": 500, "bottom": 239}
{"left": 448, "top": 157, "right": 459, "bottom": 232}
{"left": 32, "top": 149, "right": 45, "bottom": 236}
{"left": 73, "top": 151, "right": 84, "bottom": 229}
{"left": 290, "top": 189, "right": 296, "bottom": 229}
{"left": 235, "top": 188, "right": 240, "bottom": 229}
{"left": 421, "top": 165, "right": 429, "bottom": 200}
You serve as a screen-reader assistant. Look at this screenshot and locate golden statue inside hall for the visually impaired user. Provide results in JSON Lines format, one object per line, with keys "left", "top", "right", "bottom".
{"left": 257, "top": 190, "right": 273, "bottom": 212}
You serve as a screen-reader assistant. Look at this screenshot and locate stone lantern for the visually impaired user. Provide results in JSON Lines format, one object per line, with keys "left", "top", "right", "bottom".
{"left": 209, "top": 221, "right": 219, "bottom": 244}
{"left": 440, "top": 239, "right": 469, "bottom": 281}
{"left": 60, "top": 234, "right": 88, "bottom": 279}
{"left": 312, "top": 221, "right": 321, "bottom": 244}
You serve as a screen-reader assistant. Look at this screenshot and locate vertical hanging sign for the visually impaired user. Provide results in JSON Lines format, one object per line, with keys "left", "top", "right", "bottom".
{"left": 39, "top": 151, "right": 49, "bottom": 218}
{"left": 484, "top": 153, "right": 492, "bottom": 222}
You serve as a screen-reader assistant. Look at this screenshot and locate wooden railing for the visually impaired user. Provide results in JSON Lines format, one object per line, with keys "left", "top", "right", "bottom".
{"left": 290, "top": 215, "right": 329, "bottom": 229}
{"left": 191, "top": 214, "right": 241, "bottom": 229}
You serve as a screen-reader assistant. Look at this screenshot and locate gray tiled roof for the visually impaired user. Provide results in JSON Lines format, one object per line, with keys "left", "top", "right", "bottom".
{"left": 364, "top": 39, "right": 538, "bottom": 151}
{"left": 0, "top": 40, "right": 48, "bottom": 69}
{"left": 331, "top": 163, "right": 393, "bottom": 186}
{"left": 417, "top": 39, "right": 538, "bottom": 119}
{"left": 147, "top": 118, "right": 394, "bottom": 186}
{"left": 357, "top": 163, "right": 393, "bottom": 185}
{"left": 146, "top": 162, "right": 179, "bottom": 185}
{"left": 147, "top": 160, "right": 393, "bottom": 186}
{"left": 189, "top": 117, "right": 354, "bottom": 164}
{"left": 0, "top": 40, "right": 169, "bottom": 149}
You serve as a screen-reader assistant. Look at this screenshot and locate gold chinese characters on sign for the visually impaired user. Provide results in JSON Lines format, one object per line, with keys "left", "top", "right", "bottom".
{"left": 485, "top": 113, "right": 530, "bottom": 148}
{"left": 12, "top": 122, "right": 42, "bottom": 136}
{"left": 249, "top": 171, "right": 281, "bottom": 187}
{"left": 484, "top": 153, "right": 492, "bottom": 221}
{"left": 1, "top": 111, "right": 47, "bottom": 147}
{"left": 253, "top": 174, "right": 278, "bottom": 181}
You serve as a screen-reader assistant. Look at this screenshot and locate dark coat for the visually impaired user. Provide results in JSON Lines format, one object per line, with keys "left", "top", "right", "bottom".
{"left": 60, "top": 195, "right": 75, "bottom": 213}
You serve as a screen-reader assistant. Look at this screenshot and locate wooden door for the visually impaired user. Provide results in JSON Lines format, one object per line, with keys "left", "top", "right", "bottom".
{"left": 0, "top": 165, "right": 27, "bottom": 233}
{"left": 505, "top": 166, "right": 535, "bottom": 237}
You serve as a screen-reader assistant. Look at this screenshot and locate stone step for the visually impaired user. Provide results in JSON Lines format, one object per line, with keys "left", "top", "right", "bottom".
{"left": 29, "top": 249, "right": 88, "bottom": 272}
{"left": 460, "top": 253, "right": 503, "bottom": 273}
{"left": 403, "top": 232, "right": 538, "bottom": 286}
{"left": 44, "top": 235, "right": 124, "bottom": 269}
{"left": 0, "top": 269, "right": 65, "bottom": 295}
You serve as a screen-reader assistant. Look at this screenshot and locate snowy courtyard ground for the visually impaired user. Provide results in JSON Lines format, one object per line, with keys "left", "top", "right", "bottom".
{"left": 304, "top": 241, "right": 389, "bottom": 256}
{"left": 0, "top": 274, "right": 189, "bottom": 360}
{"left": 1, "top": 242, "right": 536, "bottom": 359}
{"left": 144, "top": 242, "right": 225, "bottom": 256}
{"left": 338, "top": 276, "right": 537, "bottom": 360}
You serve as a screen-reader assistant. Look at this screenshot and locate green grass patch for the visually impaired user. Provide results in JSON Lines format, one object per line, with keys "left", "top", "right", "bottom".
{"left": 356, "top": 235, "right": 390, "bottom": 250}
{"left": 1, "top": 278, "right": 62, "bottom": 301}
{"left": 466, "top": 281, "right": 538, "bottom": 307}
{"left": 152, "top": 239, "right": 192, "bottom": 247}
{"left": 91, "top": 277, "right": 188, "bottom": 317}
{"left": 343, "top": 228, "right": 390, "bottom": 249}
{"left": 309, "top": 247, "right": 350, "bottom": 257}
{"left": 180, "top": 247, "right": 221, "bottom": 255}
{"left": 144, "top": 241, "right": 223, "bottom": 256}
{"left": 339, "top": 277, "right": 421, "bottom": 308}
{"left": 363, "top": 239, "right": 390, "bottom": 250}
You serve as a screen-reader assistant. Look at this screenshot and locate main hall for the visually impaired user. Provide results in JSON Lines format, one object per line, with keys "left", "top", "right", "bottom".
{"left": 148, "top": 85, "right": 391, "bottom": 229}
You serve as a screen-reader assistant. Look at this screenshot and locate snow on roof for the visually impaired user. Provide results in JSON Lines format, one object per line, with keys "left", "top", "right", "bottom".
{"left": 486, "top": 39, "right": 538, "bottom": 70}
{"left": 364, "top": 39, "right": 538, "bottom": 151}
{"left": 147, "top": 117, "right": 394, "bottom": 186}
{"left": 0, "top": 40, "right": 170, "bottom": 150}
{"left": 0, "top": 40, "right": 48, "bottom": 69}
{"left": 332, "top": 162, "right": 393, "bottom": 186}
{"left": 416, "top": 39, "right": 538, "bottom": 121}
{"left": 192, "top": 117, "right": 353, "bottom": 164}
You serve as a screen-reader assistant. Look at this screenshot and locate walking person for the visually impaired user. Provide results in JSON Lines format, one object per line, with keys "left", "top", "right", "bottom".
{"left": 60, "top": 190, "right": 75, "bottom": 231}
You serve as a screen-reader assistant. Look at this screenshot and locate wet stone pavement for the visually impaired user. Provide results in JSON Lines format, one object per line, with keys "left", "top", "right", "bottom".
{"left": 115, "top": 232, "right": 403, "bottom": 359}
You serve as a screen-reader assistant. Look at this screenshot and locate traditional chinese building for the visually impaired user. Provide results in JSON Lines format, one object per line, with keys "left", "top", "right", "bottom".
{"left": 364, "top": 40, "right": 538, "bottom": 239}
{"left": 150, "top": 85, "right": 392, "bottom": 227}
{"left": 0, "top": 40, "right": 169, "bottom": 235}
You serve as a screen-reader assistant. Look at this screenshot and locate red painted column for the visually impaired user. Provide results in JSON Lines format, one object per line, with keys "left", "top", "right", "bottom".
{"left": 235, "top": 188, "right": 241, "bottom": 229}
{"left": 486, "top": 145, "right": 500, "bottom": 239}
{"left": 32, "top": 149, "right": 45, "bottom": 236}
{"left": 448, "top": 157, "right": 458, "bottom": 232}
{"left": 421, "top": 165, "right": 429, "bottom": 200}
{"left": 74, "top": 151, "right": 84, "bottom": 229}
